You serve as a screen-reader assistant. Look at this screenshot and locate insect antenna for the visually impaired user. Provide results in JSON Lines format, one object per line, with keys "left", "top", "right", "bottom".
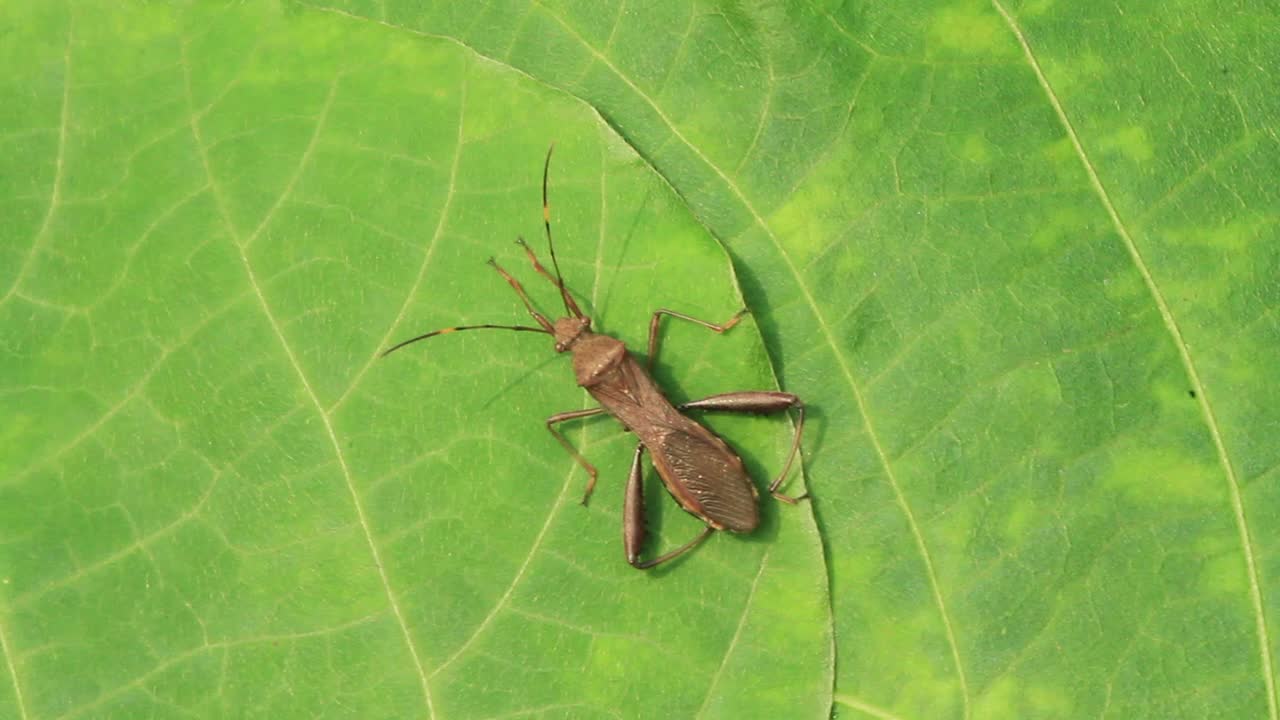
{"left": 380, "top": 324, "right": 551, "bottom": 358}
{"left": 542, "top": 143, "right": 585, "bottom": 319}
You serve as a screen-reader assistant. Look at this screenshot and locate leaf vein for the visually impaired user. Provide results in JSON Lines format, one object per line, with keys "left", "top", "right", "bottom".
{"left": 232, "top": 82, "right": 439, "bottom": 718}
{"left": 0, "top": 613, "right": 29, "bottom": 720}
{"left": 1, "top": 13, "right": 73, "bottom": 307}
{"left": 330, "top": 64, "right": 470, "bottom": 414}
{"left": 832, "top": 693, "right": 907, "bottom": 720}
{"left": 533, "top": 6, "right": 958, "bottom": 714}
{"left": 695, "top": 554, "right": 769, "bottom": 719}
{"left": 991, "top": 3, "right": 1278, "bottom": 717}
{"left": 180, "top": 50, "right": 438, "bottom": 716}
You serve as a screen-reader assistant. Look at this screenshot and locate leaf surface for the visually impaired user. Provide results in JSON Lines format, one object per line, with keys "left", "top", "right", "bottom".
{"left": 0, "top": 3, "right": 828, "bottom": 719}
{"left": 4, "top": 1, "right": 1280, "bottom": 719}
{"left": 342, "top": 0, "right": 1280, "bottom": 717}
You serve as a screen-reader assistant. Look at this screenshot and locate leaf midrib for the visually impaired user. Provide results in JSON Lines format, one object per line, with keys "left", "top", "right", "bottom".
{"left": 990, "top": 2, "right": 1278, "bottom": 716}
{"left": 182, "top": 57, "right": 442, "bottom": 716}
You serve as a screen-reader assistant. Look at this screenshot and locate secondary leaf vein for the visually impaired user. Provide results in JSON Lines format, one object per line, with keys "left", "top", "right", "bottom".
{"left": 1, "top": 14, "right": 73, "bottom": 306}
{"left": 0, "top": 614, "right": 29, "bottom": 720}
{"left": 330, "top": 66, "right": 470, "bottom": 413}
{"left": 695, "top": 554, "right": 769, "bottom": 719}
{"left": 832, "top": 693, "right": 907, "bottom": 720}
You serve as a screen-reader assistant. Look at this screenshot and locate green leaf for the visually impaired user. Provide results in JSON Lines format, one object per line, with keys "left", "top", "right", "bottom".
{"left": 0, "top": 3, "right": 828, "bottom": 720}
{"left": 4, "top": 1, "right": 1279, "bottom": 720}
{"left": 352, "top": 1, "right": 1277, "bottom": 718}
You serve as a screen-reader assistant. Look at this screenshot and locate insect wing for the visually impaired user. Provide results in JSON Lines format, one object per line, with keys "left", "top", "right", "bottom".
{"left": 650, "top": 427, "right": 759, "bottom": 533}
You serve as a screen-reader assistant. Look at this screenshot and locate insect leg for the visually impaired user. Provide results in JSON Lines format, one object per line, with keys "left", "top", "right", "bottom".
{"left": 622, "top": 441, "right": 716, "bottom": 569}
{"left": 632, "top": 526, "right": 715, "bottom": 570}
{"left": 646, "top": 308, "right": 749, "bottom": 369}
{"left": 515, "top": 237, "right": 559, "bottom": 287}
{"left": 679, "top": 391, "right": 807, "bottom": 504}
{"left": 546, "top": 407, "right": 606, "bottom": 505}
{"left": 515, "top": 236, "right": 588, "bottom": 315}
{"left": 487, "top": 258, "right": 554, "bottom": 332}
{"left": 623, "top": 442, "right": 646, "bottom": 566}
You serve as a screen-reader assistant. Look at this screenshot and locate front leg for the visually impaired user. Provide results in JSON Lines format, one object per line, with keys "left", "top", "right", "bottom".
{"left": 680, "top": 391, "right": 807, "bottom": 503}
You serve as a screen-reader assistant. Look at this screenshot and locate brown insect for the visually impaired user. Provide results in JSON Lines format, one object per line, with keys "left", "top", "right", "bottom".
{"left": 383, "top": 146, "right": 806, "bottom": 568}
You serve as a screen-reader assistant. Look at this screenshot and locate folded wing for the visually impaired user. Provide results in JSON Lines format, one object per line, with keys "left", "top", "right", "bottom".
{"left": 648, "top": 427, "right": 759, "bottom": 533}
